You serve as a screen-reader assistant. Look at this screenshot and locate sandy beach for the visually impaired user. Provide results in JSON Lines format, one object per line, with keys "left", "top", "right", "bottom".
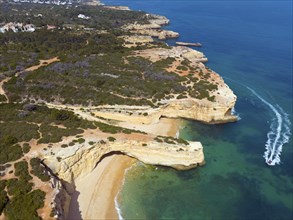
{"left": 67, "top": 118, "right": 181, "bottom": 220}
{"left": 67, "top": 154, "right": 136, "bottom": 220}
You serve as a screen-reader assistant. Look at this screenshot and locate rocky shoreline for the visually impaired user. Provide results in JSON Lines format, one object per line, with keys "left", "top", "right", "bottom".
{"left": 176, "top": 42, "right": 202, "bottom": 47}
{"left": 40, "top": 8, "right": 237, "bottom": 219}
{"left": 0, "top": 3, "right": 237, "bottom": 219}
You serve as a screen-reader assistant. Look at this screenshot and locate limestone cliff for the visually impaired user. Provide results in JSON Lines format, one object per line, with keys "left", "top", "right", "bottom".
{"left": 43, "top": 140, "right": 204, "bottom": 185}
{"left": 41, "top": 11, "right": 236, "bottom": 219}
{"left": 49, "top": 177, "right": 71, "bottom": 220}
{"left": 90, "top": 93, "right": 236, "bottom": 126}
{"left": 123, "top": 13, "right": 179, "bottom": 40}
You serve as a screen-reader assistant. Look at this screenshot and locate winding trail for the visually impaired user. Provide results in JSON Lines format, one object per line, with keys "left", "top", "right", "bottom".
{"left": 19, "top": 57, "right": 60, "bottom": 75}
{"left": 0, "top": 57, "right": 60, "bottom": 104}
{"left": 0, "top": 77, "right": 11, "bottom": 103}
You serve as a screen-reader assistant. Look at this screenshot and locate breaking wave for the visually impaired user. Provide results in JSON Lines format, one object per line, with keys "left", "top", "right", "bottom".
{"left": 114, "top": 163, "right": 137, "bottom": 220}
{"left": 114, "top": 195, "right": 124, "bottom": 220}
{"left": 231, "top": 107, "right": 242, "bottom": 120}
{"left": 246, "top": 87, "right": 291, "bottom": 166}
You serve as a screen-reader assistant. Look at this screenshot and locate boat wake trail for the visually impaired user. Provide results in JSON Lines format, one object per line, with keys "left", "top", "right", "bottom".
{"left": 247, "top": 87, "right": 291, "bottom": 166}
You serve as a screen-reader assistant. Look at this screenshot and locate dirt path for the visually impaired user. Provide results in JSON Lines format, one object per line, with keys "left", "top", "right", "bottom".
{"left": 0, "top": 77, "right": 11, "bottom": 103}
{"left": 19, "top": 57, "right": 60, "bottom": 75}
{"left": 0, "top": 57, "right": 60, "bottom": 104}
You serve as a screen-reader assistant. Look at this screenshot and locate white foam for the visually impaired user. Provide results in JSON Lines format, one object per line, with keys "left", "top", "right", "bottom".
{"left": 114, "top": 195, "right": 124, "bottom": 220}
{"left": 247, "top": 87, "right": 291, "bottom": 166}
{"left": 114, "top": 163, "right": 137, "bottom": 220}
{"left": 231, "top": 107, "right": 242, "bottom": 120}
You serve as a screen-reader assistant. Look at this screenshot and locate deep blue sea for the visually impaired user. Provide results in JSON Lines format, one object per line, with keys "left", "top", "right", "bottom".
{"left": 104, "top": 1, "right": 293, "bottom": 219}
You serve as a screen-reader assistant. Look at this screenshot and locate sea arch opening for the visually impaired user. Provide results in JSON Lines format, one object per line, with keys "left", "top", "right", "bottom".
{"left": 67, "top": 151, "right": 136, "bottom": 220}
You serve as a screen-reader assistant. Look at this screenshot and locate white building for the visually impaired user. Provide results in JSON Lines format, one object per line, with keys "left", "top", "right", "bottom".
{"left": 77, "top": 14, "right": 90, "bottom": 20}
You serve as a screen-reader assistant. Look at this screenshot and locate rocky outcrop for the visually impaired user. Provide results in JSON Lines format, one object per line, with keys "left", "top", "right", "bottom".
{"left": 91, "top": 93, "right": 237, "bottom": 125}
{"left": 134, "top": 46, "right": 208, "bottom": 63}
{"left": 172, "top": 46, "right": 207, "bottom": 62}
{"left": 146, "top": 14, "right": 170, "bottom": 26}
{"left": 50, "top": 180, "right": 71, "bottom": 220}
{"left": 123, "top": 14, "right": 179, "bottom": 40}
{"left": 43, "top": 140, "right": 204, "bottom": 185}
{"left": 104, "top": 6, "right": 130, "bottom": 10}
{"left": 158, "top": 30, "right": 179, "bottom": 40}
{"left": 38, "top": 161, "right": 71, "bottom": 220}
{"left": 127, "top": 28, "right": 179, "bottom": 40}
{"left": 161, "top": 97, "right": 237, "bottom": 123}
{"left": 176, "top": 42, "right": 202, "bottom": 47}
{"left": 122, "top": 35, "right": 154, "bottom": 47}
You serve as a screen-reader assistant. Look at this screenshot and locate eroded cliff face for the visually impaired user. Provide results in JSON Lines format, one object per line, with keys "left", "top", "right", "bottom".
{"left": 49, "top": 177, "right": 71, "bottom": 220}
{"left": 161, "top": 96, "right": 237, "bottom": 124}
{"left": 43, "top": 140, "right": 204, "bottom": 185}
{"left": 123, "top": 14, "right": 180, "bottom": 40}
{"left": 90, "top": 96, "right": 237, "bottom": 126}
{"left": 39, "top": 124, "right": 205, "bottom": 219}
{"left": 39, "top": 11, "right": 237, "bottom": 219}
{"left": 90, "top": 86, "right": 237, "bottom": 125}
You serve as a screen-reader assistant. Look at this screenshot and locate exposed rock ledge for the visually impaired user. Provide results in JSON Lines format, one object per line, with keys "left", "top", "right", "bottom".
{"left": 123, "top": 14, "right": 179, "bottom": 40}
{"left": 43, "top": 139, "right": 204, "bottom": 189}
{"left": 89, "top": 96, "right": 237, "bottom": 127}
{"left": 104, "top": 6, "right": 130, "bottom": 11}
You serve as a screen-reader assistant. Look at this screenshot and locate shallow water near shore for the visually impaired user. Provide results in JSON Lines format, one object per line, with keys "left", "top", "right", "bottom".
{"left": 104, "top": 0, "right": 293, "bottom": 219}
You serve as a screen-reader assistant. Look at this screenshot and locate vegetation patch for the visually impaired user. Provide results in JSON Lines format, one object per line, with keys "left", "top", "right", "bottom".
{"left": 0, "top": 136, "right": 23, "bottom": 165}
{"left": 107, "top": 136, "right": 116, "bottom": 142}
{"left": 22, "top": 143, "right": 31, "bottom": 154}
{"left": 95, "top": 121, "right": 143, "bottom": 134}
{"left": 30, "top": 158, "right": 50, "bottom": 182}
{"left": 14, "top": 161, "right": 32, "bottom": 182}
{"left": 4, "top": 189, "right": 46, "bottom": 220}
{"left": 154, "top": 136, "right": 189, "bottom": 145}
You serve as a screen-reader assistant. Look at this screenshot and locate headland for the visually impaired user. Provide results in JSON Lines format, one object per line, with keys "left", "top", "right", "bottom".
{"left": 0, "top": 1, "right": 237, "bottom": 219}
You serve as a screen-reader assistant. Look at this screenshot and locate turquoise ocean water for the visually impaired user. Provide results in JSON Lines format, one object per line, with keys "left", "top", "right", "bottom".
{"left": 104, "top": 1, "right": 293, "bottom": 219}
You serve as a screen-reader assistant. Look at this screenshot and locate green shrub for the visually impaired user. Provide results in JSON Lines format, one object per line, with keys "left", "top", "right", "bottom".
{"left": 77, "top": 138, "right": 85, "bottom": 144}
{"left": 177, "top": 94, "right": 188, "bottom": 99}
{"left": 177, "top": 138, "right": 189, "bottom": 145}
{"left": 14, "top": 161, "right": 32, "bottom": 182}
{"left": 107, "top": 137, "right": 116, "bottom": 142}
{"left": 0, "top": 180, "right": 6, "bottom": 192}
{"left": 30, "top": 158, "right": 50, "bottom": 182}
{"left": 95, "top": 122, "right": 121, "bottom": 134}
{"left": 6, "top": 178, "right": 33, "bottom": 197}
{"left": 22, "top": 143, "right": 31, "bottom": 154}
{"left": 0, "top": 94, "right": 7, "bottom": 102}
{"left": 0, "top": 137, "right": 23, "bottom": 164}
{"left": 177, "top": 65, "right": 188, "bottom": 71}
{"left": 0, "top": 191, "right": 9, "bottom": 215}
{"left": 122, "top": 129, "right": 132, "bottom": 134}
{"left": 4, "top": 189, "right": 45, "bottom": 220}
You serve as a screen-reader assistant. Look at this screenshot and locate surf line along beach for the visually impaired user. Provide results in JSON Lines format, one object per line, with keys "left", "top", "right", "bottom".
{"left": 67, "top": 118, "right": 182, "bottom": 219}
